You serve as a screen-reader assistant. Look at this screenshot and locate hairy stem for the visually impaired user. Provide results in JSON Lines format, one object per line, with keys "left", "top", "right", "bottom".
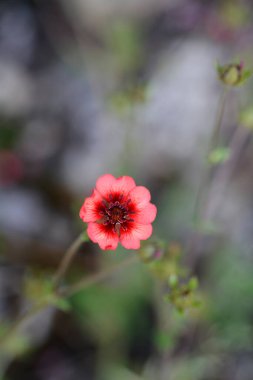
{"left": 52, "top": 233, "right": 84, "bottom": 288}
{"left": 61, "top": 254, "right": 138, "bottom": 298}
{"left": 208, "top": 87, "right": 228, "bottom": 150}
{"left": 193, "top": 87, "right": 229, "bottom": 222}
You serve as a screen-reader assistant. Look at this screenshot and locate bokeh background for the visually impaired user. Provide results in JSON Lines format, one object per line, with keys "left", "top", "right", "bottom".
{"left": 1, "top": 0, "right": 253, "bottom": 379}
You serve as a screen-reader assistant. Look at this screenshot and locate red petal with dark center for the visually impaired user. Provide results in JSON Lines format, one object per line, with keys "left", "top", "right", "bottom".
{"left": 87, "top": 222, "right": 119, "bottom": 250}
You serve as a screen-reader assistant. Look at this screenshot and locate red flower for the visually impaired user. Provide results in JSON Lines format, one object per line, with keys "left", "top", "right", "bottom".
{"left": 79, "top": 174, "right": 157, "bottom": 250}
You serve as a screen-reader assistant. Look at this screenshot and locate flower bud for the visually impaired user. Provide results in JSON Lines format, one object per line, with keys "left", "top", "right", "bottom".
{"left": 139, "top": 243, "right": 163, "bottom": 263}
{"left": 217, "top": 61, "right": 251, "bottom": 86}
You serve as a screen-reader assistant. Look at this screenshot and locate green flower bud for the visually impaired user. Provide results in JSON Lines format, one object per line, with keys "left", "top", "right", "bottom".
{"left": 217, "top": 61, "right": 251, "bottom": 86}
{"left": 139, "top": 243, "right": 163, "bottom": 263}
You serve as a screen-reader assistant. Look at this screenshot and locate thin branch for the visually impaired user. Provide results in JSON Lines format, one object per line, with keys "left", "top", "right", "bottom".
{"left": 193, "top": 87, "right": 229, "bottom": 222}
{"left": 61, "top": 254, "right": 138, "bottom": 298}
{"left": 52, "top": 233, "right": 84, "bottom": 288}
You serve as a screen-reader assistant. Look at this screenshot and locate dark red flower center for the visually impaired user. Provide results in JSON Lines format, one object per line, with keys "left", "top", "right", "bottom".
{"left": 100, "top": 195, "right": 135, "bottom": 235}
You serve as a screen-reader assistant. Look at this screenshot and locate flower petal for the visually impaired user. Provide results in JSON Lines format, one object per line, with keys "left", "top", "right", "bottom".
{"left": 134, "top": 203, "right": 157, "bottom": 224}
{"left": 129, "top": 186, "right": 151, "bottom": 209}
{"left": 111, "top": 176, "right": 136, "bottom": 195}
{"left": 96, "top": 174, "right": 116, "bottom": 198}
{"left": 87, "top": 222, "right": 119, "bottom": 250}
{"left": 120, "top": 223, "right": 152, "bottom": 250}
{"left": 79, "top": 190, "right": 102, "bottom": 222}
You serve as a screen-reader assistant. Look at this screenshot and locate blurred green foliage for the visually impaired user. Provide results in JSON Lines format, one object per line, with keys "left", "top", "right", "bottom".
{"left": 0, "top": 323, "right": 29, "bottom": 358}
{"left": 208, "top": 147, "right": 231, "bottom": 165}
{"left": 240, "top": 106, "right": 253, "bottom": 129}
{"left": 71, "top": 261, "right": 153, "bottom": 350}
{"left": 24, "top": 271, "right": 71, "bottom": 312}
{"left": 110, "top": 83, "right": 148, "bottom": 114}
{"left": 207, "top": 247, "right": 253, "bottom": 350}
{"left": 106, "top": 21, "right": 143, "bottom": 76}
{"left": 220, "top": 1, "right": 250, "bottom": 29}
{"left": 165, "top": 354, "right": 220, "bottom": 380}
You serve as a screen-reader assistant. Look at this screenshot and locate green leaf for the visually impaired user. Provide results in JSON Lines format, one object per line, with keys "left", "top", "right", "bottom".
{"left": 24, "top": 273, "right": 54, "bottom": 302}
{"left": 47, "top": 295, "right": 72, "bottom": 312}
{"left": 238, "top": 69, "right": 252, "bottom": 85}
{"left": 208, "top": 147, "right": 231, "bottom": 164}
{"left": 54, "top": 297, "right": 72, "bottom": 312}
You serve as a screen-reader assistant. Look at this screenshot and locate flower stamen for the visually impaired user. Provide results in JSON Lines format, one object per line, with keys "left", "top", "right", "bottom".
{"left": 100, "top": 194, "right": 135, "bottom": 234}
